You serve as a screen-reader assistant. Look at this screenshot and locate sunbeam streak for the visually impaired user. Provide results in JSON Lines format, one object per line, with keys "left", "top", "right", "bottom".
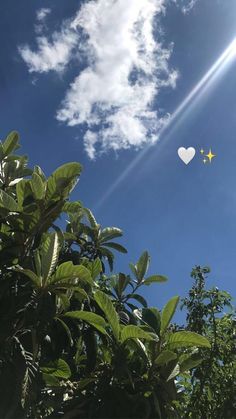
{"left": 94, "top": 39, "right": 236, "bottom": 212}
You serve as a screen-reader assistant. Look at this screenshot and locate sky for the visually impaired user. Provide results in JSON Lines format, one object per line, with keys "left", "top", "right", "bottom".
{"left": 1, "top": 0, "right": 236, "bottom": 318}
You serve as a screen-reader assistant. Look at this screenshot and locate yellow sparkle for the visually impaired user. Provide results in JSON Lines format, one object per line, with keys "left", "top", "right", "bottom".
{"left": 200, "top": 148, "right": 204, "bottom": 154}
{"left": 206, "top": 148, "right": 216, "bottom": 163}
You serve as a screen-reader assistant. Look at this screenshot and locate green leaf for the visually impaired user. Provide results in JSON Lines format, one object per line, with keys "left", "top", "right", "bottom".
{"left": 13, "top": 267, "right": 41, "bottom": 288}
{"left": 41, "top": 359, "right": 71, "bottom": 379}
{"left": 87, "top": 258, "right": 102, "bottom": 280}
{"left": 167, "top": 331, "right": 211, "bottom": 350}
{"left": 99, "top": 227, "right": 123, "bottom": 243}
{"left": 0, "top": 190, "right": 18, "bottom": 211}
{"left": 161, "top": 296, "right": 179, "bottom": 336}
{"left": 100, "top": 247, "right": 114, "bottom": 271}
{"left": 46, "top": 162, "right": 82, "bottom": 202}
{"left": 126, "top": 293, "right": 148, "bottom": 308}
{"left": 121, "top": 325, "right": 154, "bottom": 342}
{"left": 129, "top": 263, "right": 138, "bottom": 279}
{"left": 51, "top": 261, "right": 92, "bottom": 285}
{"left": 83, "top": 207, "right": 98, "bottom": 228}
{"left": 64, "top": 311, "right": 108, "bottom": 335}
{"left": 41, "top": 233, "right": 60, "bottom": 282}
{"left": 179, "top": 353, "right": 203, "bottom": 372}
{"left": 102, "top": 242, "right": 127, "bottom": 254}
{"left": 55, "top": 317, "right": 73, "bottom": 347}
{"left": 142, "top": 307, "right": 161, "bottom": 334}
{"left": 2, "top": 131, "right": 20, "bottom": 155}
{"left": 167, "top": 363, "right": 180, "bottom": 381}
{"left": 63, "top": 201, "right": 82, "bottom": 214}
{"left": 155, "top": 350, "right": 177, "bottom": 366}
{"left": 136, "top": 251, "right": 150, "bottom": 281}
{"left": 42, "top": 373, "right": 60, "bottom": 387}
{"left": 143, "top": 275, "right": 168, "bottom": 285}
{"left": 94, "top": 290, "right": 120, "bottom": 341}
{"left": 31, "top": 172, "right": 45, "bottom": 200}
{"left": 16, "top": 179, "right": 32, "bottom": 208}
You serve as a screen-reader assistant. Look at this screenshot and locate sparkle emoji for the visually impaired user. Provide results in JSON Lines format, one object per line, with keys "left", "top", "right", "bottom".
{"left": 205, "top": 148, "right": 216, "bottom": 163}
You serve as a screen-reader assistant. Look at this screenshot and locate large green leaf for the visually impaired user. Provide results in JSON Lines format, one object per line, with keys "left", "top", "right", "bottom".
{"left": 41, "top": 359, "right": 71, "bottom": 379}
{"left": 94, "top": 290, "right": 120, "bottom": 341}
{"left": 31, "top": 172, "right": 45, "bottom": 200}
{"left": 13, "top": 267, "right": 41, "bottom": 288}
{"left": 179, "top": 353, "right": 203, "bottom": 372}
{"left": 127, "top": 293, "right": 148, "bottom": 308}
{"left": 136, "top": 251, "right": 150, "bottom": 281}
{"left": 2, "top": 131, "right": 20, "bottom": 155}
{"left": 142, "top": 307, "right": 161, "bottom": 334}
{"left": 51, "top": 261, "right": 92, "bottom": 285}
{"left": 64, "top": 311, "right": 108, "bottom": 335}
{"left": 143, "top": 275, "right": 168, "bottom": 285}
{"left": 102, "top": 242, "right": 127, "bottom": 254}
{"left": 161, "top": 296, "right": 179, "bottom": 336}
{"left": 99, "top": 227, "right": 123, "bottom": 243}
{"left": 155, "top": 350, "right": 177, "bottom": 366}
{"left": 167, "top": 331, "right": 211, "bottom": 349}
{"left": 46, "top": 162, "right": 82, "bottom": 202}
{"left": 86, "top": 258, "right": 102, "bottom": 280}
{"left": 121, "top": 325, "right": 154, "bottom": 342}
{"left": 0, "top": 190, "right": 18, "bottom": 211}
{"left": 41, "top": 233, "right": 60, "bottom": 282}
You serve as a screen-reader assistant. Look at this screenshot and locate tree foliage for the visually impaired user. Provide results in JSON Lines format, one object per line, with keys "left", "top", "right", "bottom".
{"left": 176, "top": 266, "right": 236, "bottom": 418}
{"left": 0, "top": 131, "right": 224, "bottom": 419}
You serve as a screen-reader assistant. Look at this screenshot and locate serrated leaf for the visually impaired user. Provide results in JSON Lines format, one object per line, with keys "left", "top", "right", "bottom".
{"left": 161, "top": 296, "right": 179, "bottom": 336}
{"left": 121, "top": 325, "right": 154, "bottom": 342}
{"left": 94, "top": 290, "right": 120, "bottom": 341}
{"left": 64, "top": 311, "right": 107, "bottom": 335}
{"left": 167, "top": 331, "right": 211, "bottom": 349}
{"left": 41, "top": 233, "right": 60, "bottom": 283}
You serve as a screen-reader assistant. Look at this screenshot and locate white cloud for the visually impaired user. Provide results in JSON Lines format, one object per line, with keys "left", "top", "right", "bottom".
{"left": 36, "top": 8, "right": 51, "bottom": 22}
{"left": 19, "top": 20, "right": 78, "bottom": 73}
{"left": 172, "top": 0, "right": 198, "bottom": 14}
{"left": 19, "top": 0, "right": 179, "bottom": 159}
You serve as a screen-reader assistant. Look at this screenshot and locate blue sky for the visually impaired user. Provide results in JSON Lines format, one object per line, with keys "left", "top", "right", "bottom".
{"left": 1, "top": 0, "right": 236, "bottom": 316}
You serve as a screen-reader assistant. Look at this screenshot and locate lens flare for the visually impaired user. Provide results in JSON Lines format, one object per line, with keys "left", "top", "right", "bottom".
{"left": 94, "top": 39, "right": 236, "bottom": 212}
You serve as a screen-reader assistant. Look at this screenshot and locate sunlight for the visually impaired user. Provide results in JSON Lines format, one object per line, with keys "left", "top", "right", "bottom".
{"left": 94, "top": 39, "right": 236, "bottom": 212}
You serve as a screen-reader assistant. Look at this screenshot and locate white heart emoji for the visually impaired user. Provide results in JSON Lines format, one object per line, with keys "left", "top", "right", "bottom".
{"left": 178, "top": 147, "right": 196, "bottom": 165}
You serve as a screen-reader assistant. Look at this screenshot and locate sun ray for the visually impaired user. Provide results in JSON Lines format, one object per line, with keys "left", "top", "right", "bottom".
{"left": 94, "top": 39, "right": 236, "bottom": 212}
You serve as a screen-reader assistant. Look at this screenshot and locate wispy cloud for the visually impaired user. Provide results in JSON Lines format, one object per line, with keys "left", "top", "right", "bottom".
{"left": 36, "top": 8, "right": 51, "bottom": 22}
{"left": 19, "top": 19, "right": 78, "bottom": 73}
{"left": 19, "top": 0, "right": 179, "bottom": 159}
{"left": 172, "top": 0, "right": 198, "bottom": 14}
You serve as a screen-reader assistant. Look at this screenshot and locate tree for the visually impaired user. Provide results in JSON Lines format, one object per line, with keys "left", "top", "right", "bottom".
{"left": 0, "top": 131, "right": 210, "bottom": 418}
{"left": 176, "top": 266, "right": 236, "bottom": 418}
